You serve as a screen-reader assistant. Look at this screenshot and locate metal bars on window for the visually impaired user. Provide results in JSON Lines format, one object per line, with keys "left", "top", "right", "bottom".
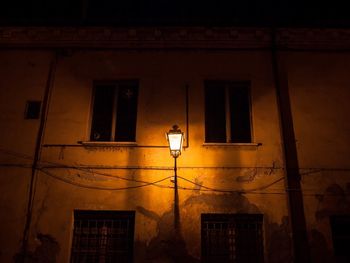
{"left": 201, "top": 214, "right": 264, "bottom": 263}
{"left": 71, "top": 210, "right": 135, "bottom": 263}
{"left": 330, "top": 215, "right": 350, "bottom": 262}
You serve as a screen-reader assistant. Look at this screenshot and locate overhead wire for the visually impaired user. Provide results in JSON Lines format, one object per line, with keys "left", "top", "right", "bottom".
{"left": 176, "top": 175, "right": 285, "bottom": 193}
{"left": 38, "top": 168, "right": 174, "bottom": 191}
{"left": 2, "top": 147, "right": 350, "bottom": 195}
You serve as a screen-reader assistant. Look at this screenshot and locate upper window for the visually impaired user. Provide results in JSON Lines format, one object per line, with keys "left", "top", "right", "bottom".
{"left": 205, "top": 81, "right": 252, "bottom": 143}
{"left": 201, "top": 213, "right": 264, "bottom": 263}
{"left": 71, "top": 210, "right": 135, "bottom": 263}
{"left": 90, "top": 81, "right": 138, "bottom": 142}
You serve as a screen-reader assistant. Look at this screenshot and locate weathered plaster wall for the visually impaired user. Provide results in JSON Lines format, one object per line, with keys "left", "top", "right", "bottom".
{"left": 286, "top": 52, "right": 350, "bottom": 262}
{"left": 0, "top": 51, "right": 53, "bottom": 262}
{"left": 1, "top": 49, "right": 291, "bottom": 262}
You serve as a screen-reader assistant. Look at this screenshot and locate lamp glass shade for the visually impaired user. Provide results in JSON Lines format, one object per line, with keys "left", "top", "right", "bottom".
{"left": 166, "top": 125, "right": 184, "bottom": 157}
{"left": 168, "top": 133, "right": 183, "bottom": 151}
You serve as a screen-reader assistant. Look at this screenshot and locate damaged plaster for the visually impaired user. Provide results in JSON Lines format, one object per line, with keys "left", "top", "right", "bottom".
{"left": 315, "top": 183, "right": 350, "bottom": 220}
{"left": 135, "top": 192, "right": 292, "bottom": 262}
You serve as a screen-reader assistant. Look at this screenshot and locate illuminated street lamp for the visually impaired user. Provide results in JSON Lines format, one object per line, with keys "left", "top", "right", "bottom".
{"left": 166, "top": 124, "right": 184, "bottom": 158}
{"left": 166, "top": 125, "right": 184, "bottom": 230}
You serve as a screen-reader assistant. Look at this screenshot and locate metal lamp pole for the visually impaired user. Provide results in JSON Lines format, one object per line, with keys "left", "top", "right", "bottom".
{"left": 166, "top": 125, "right": 183, "bottom": 232}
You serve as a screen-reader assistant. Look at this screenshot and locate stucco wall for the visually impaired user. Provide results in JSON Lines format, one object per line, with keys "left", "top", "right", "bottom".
{"left": 286, "top": 52, "right": 350, "bottom": 262}
{"left": 2, "top": 48, "right": 349, "bottom": 262}
{"left": 0, "top": 51, "right": 52, "bottom": 262}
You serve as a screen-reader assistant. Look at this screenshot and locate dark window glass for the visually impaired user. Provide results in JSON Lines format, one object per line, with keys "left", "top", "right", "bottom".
{"left": 205, "top": 82, "right": 226, "bottom": 142}
{"left": 115, "top": 83, "right": 138, "bottom": 141}
{"left": 90, "top": 81, "right": 138, "bottom": 142}
{"left": 205, "top": 81, "right": 252, "bottom": 143}
{"left": 201, "top": 214, "right": 264, "bottom": 263}
{"left": 71, "top": 210, "right": 135, "bottom": 263}
{"left": 90, "top": 85, "right": 114, "bottom": 141}
{"left": 229, "top": 84, "right": 251, "bottom": 143}
{"left": 330, "top": 215, "right": 350, "bottom": 263}
{"left": 25, "top": 101, "right": 41, "bottom": 119}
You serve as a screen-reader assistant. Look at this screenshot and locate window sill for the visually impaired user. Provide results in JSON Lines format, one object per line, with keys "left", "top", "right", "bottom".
{"left": 79, "top": 141, "right": 138, "bottom": 147}
{"left": 202, "top": 142, "right": 262, "bottom": 147}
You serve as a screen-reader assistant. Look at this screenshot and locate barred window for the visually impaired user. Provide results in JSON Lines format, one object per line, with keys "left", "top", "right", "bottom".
{"left": 90, "top": 81, "right": 138, "bottom": 142}
{"left": 71, "top": 210, "right": 135, "bottom": 263}
{"left": 330, "top": 215, "right": 350, "bottom": 262}
{"left": 201, "top": 214, "right": 264, "bottom": 263}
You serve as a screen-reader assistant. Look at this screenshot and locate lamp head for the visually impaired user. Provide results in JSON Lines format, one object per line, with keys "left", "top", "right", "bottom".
{"left": 166, "top": 125, "right": 184, "bottom": 158}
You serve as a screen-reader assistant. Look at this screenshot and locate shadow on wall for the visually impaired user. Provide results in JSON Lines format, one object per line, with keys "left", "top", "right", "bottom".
{"left": 309, "top": 229, "right": 333, "bottom": 263}
{"left": 14, "top": 234, "right": 59, "bottom": 263}
{"left": 315, "top": 183, "right": 350, "bottom": 221}
{"left": 135, "top": 204, "right": 198, "bottom": 263}
{"left": 310, "top": 182, "right": 350, "bottom": 263}
{"left": 135, "top": 192, "right": 292, "bottom": 263}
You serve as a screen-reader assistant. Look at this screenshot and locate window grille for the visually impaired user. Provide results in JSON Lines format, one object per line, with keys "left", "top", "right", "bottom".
{"left": 330, "top": 215, "right": 350, "bottom": 262}
{"left": 201, "top": 214, "right": 264, "bottom": 263}
{"left": 71, "top": 210, "right": 135, "bottom": 263}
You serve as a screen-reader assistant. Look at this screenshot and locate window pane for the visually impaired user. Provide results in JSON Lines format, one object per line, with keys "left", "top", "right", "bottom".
{"left": 229, "top": 83, "right": 252, "bottom": 143}
{"left": 90, "top": 85, "right": 114, "bottom": 141}
{"left": 115, "top": 83, "right": 138, "bottom": 142}
{"left": 205, "top": 82, "right": 226, "bottom": 142}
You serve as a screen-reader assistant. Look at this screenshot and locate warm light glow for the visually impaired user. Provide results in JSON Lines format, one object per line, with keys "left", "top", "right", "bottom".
{"left": 166, "top": 125, "right": 184, "bottom": 158}
{"left": 168, "top": 133, "right": 183, "bottom": 151}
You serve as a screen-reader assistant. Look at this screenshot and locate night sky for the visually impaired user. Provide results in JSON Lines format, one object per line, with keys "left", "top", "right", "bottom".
{"left": 1, "top": 0, "right": 349, "bottom": 27}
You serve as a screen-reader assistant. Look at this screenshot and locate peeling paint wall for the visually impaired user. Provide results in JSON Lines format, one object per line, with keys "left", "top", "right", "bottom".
{"left": 1, "top": 47, "right": 349, "bottom": 262}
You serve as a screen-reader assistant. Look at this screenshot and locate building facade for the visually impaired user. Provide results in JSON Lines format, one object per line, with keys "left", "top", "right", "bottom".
{"left": 0, "top": 27, "right": 350, "bottom": 262}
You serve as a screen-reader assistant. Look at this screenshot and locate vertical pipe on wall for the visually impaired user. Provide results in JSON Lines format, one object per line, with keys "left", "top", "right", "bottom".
{"left": 270, "top": 29, "right": 311, "bottom": 263}
{"left": 20, "top": 51, "right": 58, "bottom": 262}
{"left": 185, "top": 84, "right": 189, "bottom": 148}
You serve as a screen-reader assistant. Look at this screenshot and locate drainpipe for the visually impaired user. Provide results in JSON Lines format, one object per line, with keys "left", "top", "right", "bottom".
{"left": 185, "top": 84, "right": 189, "bottom": 148}
{"left": 270, "top": 28, "right": 311, "bottom": 262}
{"left": 20, "top": 51, "right": 58, "bottom": 262}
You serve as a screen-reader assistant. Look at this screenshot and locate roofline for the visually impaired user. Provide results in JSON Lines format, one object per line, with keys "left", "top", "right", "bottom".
{"left": 1, "top": 26, "right": 350, "bottom": 50}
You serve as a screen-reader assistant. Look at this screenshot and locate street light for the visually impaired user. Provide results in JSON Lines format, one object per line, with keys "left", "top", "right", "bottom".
{"left": 166, "top": 125, "right": 184, "bottom": 231}
{"left": 166, "top": 124, "right": 184, "bottom": 158}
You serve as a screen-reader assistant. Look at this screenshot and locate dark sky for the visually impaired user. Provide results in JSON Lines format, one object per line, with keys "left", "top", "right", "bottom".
{"left": 1, "top": 0, "right": 349, "bottom": 27}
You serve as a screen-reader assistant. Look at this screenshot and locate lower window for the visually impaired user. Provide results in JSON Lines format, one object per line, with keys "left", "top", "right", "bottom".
{"left": 201, "top": 213, "right": 264, "bottom": 263}
{"left": 71, "top": 210, "right": 135, "bottom": 263}
{"left": 330, "top": 215, "right": 350, "bottom": 263}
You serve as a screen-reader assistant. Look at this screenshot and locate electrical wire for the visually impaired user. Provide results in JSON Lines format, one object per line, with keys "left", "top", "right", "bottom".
{"left": 38, "top": 168, "right": 174, "bottom": 191}
{"left": 3, "top": 161, "right": 350, "bottom": 196}
{"left": 2, "top": 147, "right": 350, "bottom": 174}
{"left": 42, "top": 164, "right": 286, "bottom": 193}
{"left": 177, "top": 175, "right": 285, "bottom": 193}
{"left": 39, "top": 166, "right": 288, "bottom": 195}
{"left": 2, "top": 147, "right": 350, "bottom": 195}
